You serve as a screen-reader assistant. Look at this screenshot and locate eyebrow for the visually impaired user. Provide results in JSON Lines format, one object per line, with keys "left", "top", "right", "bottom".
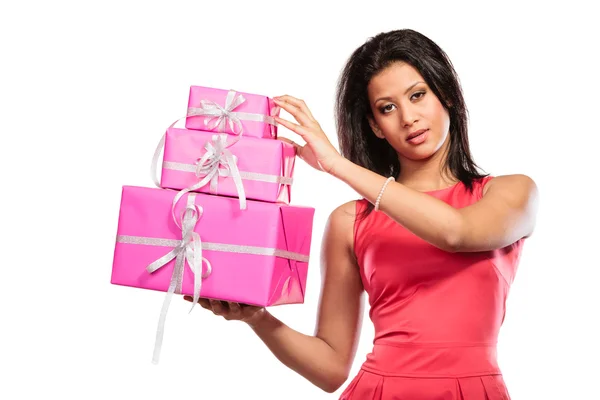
{"left": 374, "top": 81, "right": 425, "bottom": 103}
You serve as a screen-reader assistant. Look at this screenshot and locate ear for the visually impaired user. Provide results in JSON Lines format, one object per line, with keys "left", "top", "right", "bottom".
{"left": 368, "top": 117, "right": 385, "bottom": 139}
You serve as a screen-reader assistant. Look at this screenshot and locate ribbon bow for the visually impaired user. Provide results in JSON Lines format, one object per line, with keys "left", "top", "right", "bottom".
{"left": 194, "top": 134, "right": 247, "bottom": 209}
{"left": 148, "top": 196, "right": 212, "bottom": 364}
{"left": 188, "top": 90, "right": 246, "bottom": 135}
{"left": 168, "top": 134, "right": 247, "bottom": 229}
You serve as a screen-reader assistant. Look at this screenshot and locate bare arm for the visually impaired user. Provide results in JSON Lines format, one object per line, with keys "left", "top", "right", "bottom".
{"left": 248, "top": 201, "right": 364, "bottom": 393}
{"left": 333, "top": 158, "right": 538, "bottom": 252}
{"left": 271, "top": 95, "right": 537, "bottom": 254}
{"left": 454, "top": 174, "right": 539, "bottom": 251}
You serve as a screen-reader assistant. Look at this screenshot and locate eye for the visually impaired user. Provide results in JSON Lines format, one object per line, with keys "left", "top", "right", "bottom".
{"left": 380, "top": 104, "right": 396, "bottom": 114}
{"left": 411, "top": 91, "right": 425, "bottom": 101}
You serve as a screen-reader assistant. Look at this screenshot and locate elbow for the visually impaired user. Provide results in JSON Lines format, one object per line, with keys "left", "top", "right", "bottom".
{"left": 320, "top": 374, "right": 348, "bottom": 393}
{"left": 317, "top": 366, "right": 349, "bottom": 393}
{"left": 444, "top": 233, "right": 461, "bottom": 253}
{"left": 443, "top": 221, "right": 463, "bottom": 253}
{"left": 321, "top": 384, "right": 340, "bottom": 394}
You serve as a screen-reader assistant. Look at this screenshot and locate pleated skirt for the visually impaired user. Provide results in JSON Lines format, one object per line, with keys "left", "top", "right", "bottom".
{"left": 339, "top": 369, "right": 510, "bottom": 400}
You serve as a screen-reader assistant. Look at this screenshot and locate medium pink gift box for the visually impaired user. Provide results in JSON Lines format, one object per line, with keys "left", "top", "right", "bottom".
{"left": 185, "top": 86, "right": 279, "bottom": 139}
{"left": 157, "top": 127, "right": 295, "bottom": 205}
{"left": 111, "top": 185, "right": 314, "bottom": 307}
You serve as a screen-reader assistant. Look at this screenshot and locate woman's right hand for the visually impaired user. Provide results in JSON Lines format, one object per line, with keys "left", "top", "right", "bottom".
{"left": 183, "top": 296, "right": 267, "bottom": 327}
{"left": 272, "top": 95, "right": 345, "bottom": 175}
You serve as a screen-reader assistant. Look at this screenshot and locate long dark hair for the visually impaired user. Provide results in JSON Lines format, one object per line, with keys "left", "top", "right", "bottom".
{"left": 335, "top": 29, "right": 488, "bottom": 216}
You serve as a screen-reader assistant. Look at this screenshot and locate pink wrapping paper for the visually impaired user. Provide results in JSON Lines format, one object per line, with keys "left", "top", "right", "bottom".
{"left": 160, "top": 128, "right": 295, "bottom": 204}
{"left": 111, "top": 186, "right": 314, "bottom": 307}
{"left": 185, "top": 86, "right": 279, "bottom": 139}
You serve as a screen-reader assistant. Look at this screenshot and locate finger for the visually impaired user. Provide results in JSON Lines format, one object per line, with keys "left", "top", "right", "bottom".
{"left": 184, "top": 295, "right": 208, "bottom": 306}
{"left": 198, "top": 299, "right": 211, "bottom": 309}
{"left": 277, "top": 136, "right": 302, "bottom": 150}
{"left": 273, "top": 116, "right": 311, "bottom": 139}
{"left": 209, "top": 299, "right": 223, "bottom": 315}
{"left": 184, "top": 295, "right": 201, "bottom": 304}
{"left": 228, "top": 302, "right": 242, "bottom": 317}
{"left": 220, "top": 300, "right": 230, "bottom": 309}
{"left": 273, "top": 97, "right": 314, "bottom": 127}
{"left": 277, "top": 136, "right": 296, "bottom": 145}
{"left": 274, "top": 95, "right": 316, "bottom": 121}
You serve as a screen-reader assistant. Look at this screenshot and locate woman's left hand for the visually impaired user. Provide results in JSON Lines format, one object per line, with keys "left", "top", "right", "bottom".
{"left": 272, "top": 95, "right": 345, "bottom": 175}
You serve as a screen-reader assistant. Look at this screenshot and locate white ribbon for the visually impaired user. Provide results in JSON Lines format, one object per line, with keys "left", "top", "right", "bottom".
{"left": 152, "top": 135, "right": 248, "bottom": 235}
{"left": 117, "top": 235, "right": 310, "bottom": 263}
{"left": 188, "top": 90, "right": 245, "bottom": 135}
{"left": 187, "top": 89, "right": 277, "bottom": 135}
{"left": 165, "top": 134, "right": 246, "bottom": 232}
{"left": 192, "top": 134, "right": 246, "bottom": 209}
{"left": 162, "top": 161, "right": 293, "bottom": 185}
{"left": 116, "top": 201, "right": 311, "bottom": 364}
{"left": 147, "top": 194, "right": 212, "bottom": 364}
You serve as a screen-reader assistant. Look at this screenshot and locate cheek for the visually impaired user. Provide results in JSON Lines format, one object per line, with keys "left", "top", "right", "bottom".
{"left": 429, "top": 104, "right": 451, "bottom": 133}
{"left": 379, "top": 116, "right": 402, "bottom": 135}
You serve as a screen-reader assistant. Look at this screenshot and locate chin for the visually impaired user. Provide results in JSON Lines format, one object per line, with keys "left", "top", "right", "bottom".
{"left": 406, "top": 152, "right": 436, "bottom": 161}
{"left": 401, "top": 144, "right": 439, "bottom": 160}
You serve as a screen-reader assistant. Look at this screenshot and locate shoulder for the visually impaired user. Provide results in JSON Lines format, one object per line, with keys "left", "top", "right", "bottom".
{"left": 482, "top": 173, "right": 538, "bottom": 197}
{"left": 324, "top": 200, "right": 362, "bottom": 254}
{"left": 327, "top": 200, "right": 360, "bottom": 228}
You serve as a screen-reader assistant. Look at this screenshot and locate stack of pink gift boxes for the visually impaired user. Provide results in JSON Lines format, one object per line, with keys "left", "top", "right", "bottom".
{"left": 111, "top": 86, "right": 315, "bottom": 364}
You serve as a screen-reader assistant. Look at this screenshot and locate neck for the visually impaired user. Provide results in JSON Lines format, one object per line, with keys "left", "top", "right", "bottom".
{"left": 396, "top": 135, "right": 457, "bottom": 192}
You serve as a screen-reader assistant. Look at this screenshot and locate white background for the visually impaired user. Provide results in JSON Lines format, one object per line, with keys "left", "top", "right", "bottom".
{"left": 1, "top": 1, "right": 598, "bottom": 399}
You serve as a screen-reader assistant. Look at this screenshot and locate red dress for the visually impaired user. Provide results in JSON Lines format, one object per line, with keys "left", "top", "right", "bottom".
{"left": 339, "top": 176, "right": 524, "bottom": 400}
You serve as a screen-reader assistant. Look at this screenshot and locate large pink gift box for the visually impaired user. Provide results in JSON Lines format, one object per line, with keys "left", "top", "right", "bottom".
{"left": 159, "top": 128, "right": 295, "bottom": 205}
{"left": 185, "top": 86, "right": 279, "bottom": 139}
{"left": 111, "top": 185, "right": 314, "bottom": 307}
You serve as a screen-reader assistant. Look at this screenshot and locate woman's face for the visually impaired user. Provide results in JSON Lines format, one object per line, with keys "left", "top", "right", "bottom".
{"left": 367, "top": 62, "right": 451, "bottom": 162}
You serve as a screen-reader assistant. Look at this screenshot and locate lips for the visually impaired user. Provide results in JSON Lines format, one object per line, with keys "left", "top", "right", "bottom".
{"left": 407, "top": 129, "right": 427, "bottom": 141}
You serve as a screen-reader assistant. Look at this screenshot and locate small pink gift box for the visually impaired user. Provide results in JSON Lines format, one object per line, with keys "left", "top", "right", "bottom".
{"left": 185, "top": 86, "right": 279, "bottom": 139}
{"left": 159, "top": 127, "right": 295, "bottom": 205}
{"left": 111, "top": 185, "right": 314, "bottom": 307}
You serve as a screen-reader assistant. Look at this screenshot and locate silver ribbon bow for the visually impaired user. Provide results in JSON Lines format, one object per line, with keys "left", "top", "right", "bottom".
{"left": 194, "top": 134, "right": 246, "bottom": 208}
{"left": 187, "top": 89, "right": 278, "bottom": 136}
{"left": 188, "top": 90, "right": 246, "bottom": 135}
{"left": 168, "top": 134, "right": 247, "bottom": 229}
{"left": 148, "top": 194, "right": 212, "bottom": 364}
{"left": 152, "top": 133, "right": 248, "bottom": 232}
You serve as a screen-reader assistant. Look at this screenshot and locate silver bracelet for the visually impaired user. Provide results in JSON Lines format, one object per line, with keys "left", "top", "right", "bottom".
{"left": 374, "top": 176, "right": 395, "bottom": 211}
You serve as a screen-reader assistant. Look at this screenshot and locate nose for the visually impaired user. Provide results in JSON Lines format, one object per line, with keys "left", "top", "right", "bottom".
{"left": 398, "top": 104, "right": 418, "bottom": 127}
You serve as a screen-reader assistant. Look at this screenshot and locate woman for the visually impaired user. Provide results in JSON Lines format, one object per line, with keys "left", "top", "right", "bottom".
{"left": 184, "top": 29, "right": 538, "bottom": 399}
